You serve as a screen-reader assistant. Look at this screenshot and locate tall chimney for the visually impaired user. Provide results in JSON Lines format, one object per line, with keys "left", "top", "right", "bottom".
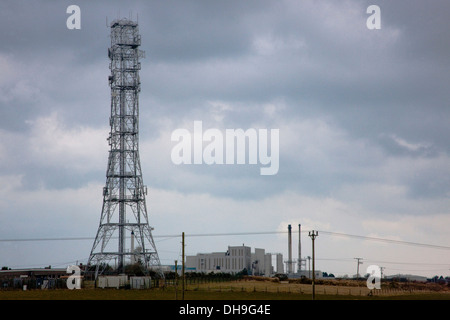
{"left": 288, "top": 224, "right": 292, "bottom": 274}
{"left": 298, "top": 224, "right": 301, "bottom": 272}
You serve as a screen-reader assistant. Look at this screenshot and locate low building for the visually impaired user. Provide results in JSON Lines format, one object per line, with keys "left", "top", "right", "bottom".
{"left": 288, "top": 270, "right": 323, "bottom": 279}
{"left": 385, "top": 274, "right": 428, "bottom": 282}
{"left": 0, "top": 268, "right": 68, "bottom": 279}
{"left": 0, "top": 267, "right": 70, "bottom": 289}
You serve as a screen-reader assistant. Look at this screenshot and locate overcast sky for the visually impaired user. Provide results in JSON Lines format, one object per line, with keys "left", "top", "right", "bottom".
{"left": 0, "top": 0, "right": 449, "bottom": 278}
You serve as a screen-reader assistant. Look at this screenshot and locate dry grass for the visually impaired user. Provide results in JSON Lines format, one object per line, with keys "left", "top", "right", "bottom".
{"left": 188, "top": 277, "right": 450, "bottom": 298}
{"left": 0, "top": 277, "right": 448, "bottom": 300}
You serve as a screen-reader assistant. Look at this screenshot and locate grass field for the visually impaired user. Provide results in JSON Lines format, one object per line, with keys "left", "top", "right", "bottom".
{"left": 1, "top": 280, "right": 449, "bottom": 300}
{"left": 1, "top": 289, "right": 449, "bottom": 300}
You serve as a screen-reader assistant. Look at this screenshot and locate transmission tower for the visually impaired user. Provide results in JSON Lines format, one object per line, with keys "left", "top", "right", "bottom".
{"left": 87, "top": 18, "right": 163, "bottom": 279}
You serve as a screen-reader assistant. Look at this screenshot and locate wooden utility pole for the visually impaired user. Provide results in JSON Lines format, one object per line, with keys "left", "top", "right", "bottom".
{"left": 182, "top": 232, "right": 185, "bottom": 300}
{"left": 308, "top": 230, "right": 318, "bottom": 300}
{"left": 175, "top": 260, "right": 178, "bottom": 300}
{"left": 307, "top": 256, "right": 311, "bottom": 278}
{"left": 354, "top": 258, "right": 363, "bottom": 279}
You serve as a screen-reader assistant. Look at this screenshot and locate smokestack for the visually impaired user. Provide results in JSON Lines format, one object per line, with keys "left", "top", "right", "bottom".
{"left": 288, "top": 224, "right": 292, "bottom": 274}
{"left": 298, "top": 224, "right": 301, "bottom": 272}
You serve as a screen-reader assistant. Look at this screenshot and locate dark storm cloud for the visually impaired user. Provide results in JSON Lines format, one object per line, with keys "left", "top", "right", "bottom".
{"left": 140, "top": 0, "right": 266, "bottom": 63}
{"left": 381, "top": 0, "right": 450, "bottom": 62}
{"left": 1, "top": 0, "right": 449, "bottom": 201}
{"left": 0, "top": 1, "right": 108, "bottom": 131}
{"left": 1, "top": 1, "right": 450, "bottom": 275}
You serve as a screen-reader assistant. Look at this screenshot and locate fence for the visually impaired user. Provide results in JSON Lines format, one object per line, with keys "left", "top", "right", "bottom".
{"left": 1, "top": 275, "right": 442, "bottom": 297}
{"left": 1, "top": 278, "right": 68, "bottom": 290}
{"left": 176, "top": 281, "right": 439, "bottom": 297}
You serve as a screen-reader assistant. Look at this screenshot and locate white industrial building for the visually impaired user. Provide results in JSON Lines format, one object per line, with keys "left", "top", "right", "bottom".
{"left": 186, "top": 245, "right": 284, "bottom": 276}
{"left": 185, "top": 223, "right": 327, "bottom": 279}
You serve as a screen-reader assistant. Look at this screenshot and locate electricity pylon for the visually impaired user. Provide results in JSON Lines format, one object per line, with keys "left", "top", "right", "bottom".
{"left": 87, "top": 18, "right": 163, "bottom": 280}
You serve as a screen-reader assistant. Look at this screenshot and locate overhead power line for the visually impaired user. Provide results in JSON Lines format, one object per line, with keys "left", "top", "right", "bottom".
{"left": 0, "top": 229, "right": 449, "bottom": 251}
{"left": 316, "top": 230, "right": 450, "bottom": 250}
{"left": 0, "top": 236, "right": 94, "bottom": 242}
{"left": 0, "top": 231, "right": 283, "bottom": 243}
{"left": 316, "top": 257, "right": 450, "bottom": 266}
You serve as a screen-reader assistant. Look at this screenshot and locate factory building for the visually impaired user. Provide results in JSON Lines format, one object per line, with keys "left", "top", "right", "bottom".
{"left": 276, "top": 253, "right": 284, "bottom": 274}
{"left": 186, "top": 245, "right": 283, "bottom": 276}
{"left": 185, "top": 223, "right": 327, "bottom": 279}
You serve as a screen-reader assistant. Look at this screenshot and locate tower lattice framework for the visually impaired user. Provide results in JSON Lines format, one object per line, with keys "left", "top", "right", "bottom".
{"left": 87, "top": 19, "right": 163, "bottom": 278}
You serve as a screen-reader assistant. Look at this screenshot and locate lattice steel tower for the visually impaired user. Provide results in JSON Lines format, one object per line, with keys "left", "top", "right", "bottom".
{"left": 87, "top": 19, "right": 163, "bottom": 278}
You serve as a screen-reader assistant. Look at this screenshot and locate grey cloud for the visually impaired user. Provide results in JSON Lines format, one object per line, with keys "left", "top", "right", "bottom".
{"left": 1, "top": 1, "right": 450, "bottom": 276}
{"left": 1, "top": 0, "right": 450, "bottom": 202}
